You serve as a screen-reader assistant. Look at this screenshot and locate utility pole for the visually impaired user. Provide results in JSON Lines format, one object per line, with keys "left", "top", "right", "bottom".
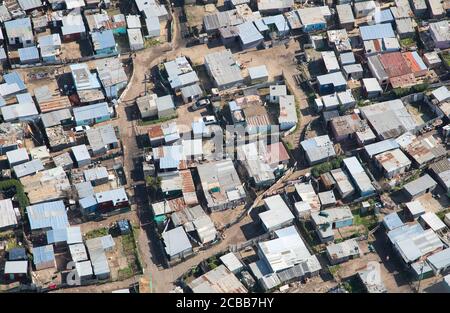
{"left": 144, "top": 74, "right": 147, "bottom": 95}
{"left": 416, "top": 262, "right": 424, "bottom": 293}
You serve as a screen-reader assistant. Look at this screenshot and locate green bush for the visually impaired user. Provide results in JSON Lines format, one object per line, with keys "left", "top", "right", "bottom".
{"left": 0, "top": 179, "right": 29, "bottom": 213}
{"left": 311, "top": 156, "right": 344, "bottom": 178}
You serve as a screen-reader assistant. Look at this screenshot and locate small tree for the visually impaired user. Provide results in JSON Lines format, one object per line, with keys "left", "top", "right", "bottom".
{"left": 145, "top": 176, "right": 162, "bottom": 191}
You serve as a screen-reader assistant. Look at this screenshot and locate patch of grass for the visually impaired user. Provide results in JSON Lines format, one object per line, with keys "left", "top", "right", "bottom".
{"left": 442, "top": 52, "right": 450, "bottom": 67}
{"left": 311, "top": 156, "right": 345, "bottom": 178}
{"left": 392, "top": 169, "right": 421, "bottom": 191}
{"left": 400, "top": 37, "right": 416, "bottom": 48}
{"left": 6, "top": 237, "right": 19, "bottom": 250}
{"left": 118, "top": 266, "right": 134, "bottom": 280}
{"left": 285, "top": 141, "right": 294, "bottom": 150}
{"left": 328, "top": 265, "right": 341, "bottom": 278}
{"left": 120, "top": 231, "right": 143, "bottom": 279}
{"left": 84, "top": 227, "right": 109, "bottom": 240}
{"left": 437, "top": 208, "right": 450, "bottom": 221}
{"left": 138, "top": 114, "right": 178, "bottom": 126}
{"left": 144, "top": 38, "right": 160, "bottom": 48}
{"left": 353, "top": 213, "right": 378, "bottom": 232}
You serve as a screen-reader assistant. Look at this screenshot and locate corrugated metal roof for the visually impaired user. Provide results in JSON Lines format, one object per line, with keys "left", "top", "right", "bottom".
{"left": 69, "top": 243, "right": 89, "bottom": 262}
{"left": 13, "top": 159, "right": 44, "bottom": 178}
{"left": 95, "top": 187, "right": 128, "bottom": 206}
{"left": 4, "top": 260, "right": 27, "bottom": 274}
{"left": 383, "top": 212, "right": 404, "bottom": 231}
{"left": 71, "top": 144, "right": 91, "bottom": 162}
{"left": 260, "top": 195, "right": 294, "bottom": 230}
{"left": 162, "top": 226, "right": 192, "bottom": 257}
{"left": 6, "top": 147, "right": 29, "bottom": 165}
{"left": 420, "top": 212, "right": 446, "bottom": 232}
{"left": 32, "top": 244, "right": 55, "bottom": 265}
{"left": 73, "top": 102, "right": 110, "bottom": 122}
{"left": 360, "top": 23, "right": 395, "bottom": 40}
{"left": 18, "top": 46, "right": 39, "bottom": 62}
{"left": 300, "top": 135, "right": 336, "bottom": 164}
{"left": 84, "top": 166, "right": 108, "bottom": 182}
{"left": 258, "top": 225, "right": 312, "bottom": 273}
{"left": 27, "top": 200, "right": 68, "bottom": 230}
{"left": 317, "top": 71, "right": 347, "bottom": 87}
{"left": 374, "top": 9, "right": 394, "bottom": 24}
{"left": 47, "top": 226, "right": 82, "bottom": 244}
{"left": 189, "top": 264, "right": 247, "bottom": 293}
{"left": 343, "top": 157, "right": 375, "bottom": 195}
{"left": 427, "top": 248, "right": 450, "bottom": 271}
{"left": 237, "top": 21, "right": 263, "bottom": 45}
{"left": 0, "top": 198, "right": 17, "bottom": 229}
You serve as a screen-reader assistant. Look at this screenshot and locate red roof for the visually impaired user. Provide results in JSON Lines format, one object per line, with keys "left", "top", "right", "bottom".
{"left": 379, "top": 52, "right": 412, "bottom": 78}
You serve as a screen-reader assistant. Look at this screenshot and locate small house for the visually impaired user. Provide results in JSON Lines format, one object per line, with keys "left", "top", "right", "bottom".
{"left": 269, "top": 85, "right": 287, "bottom": 104}
{"left": 318, "top": 190, "right": 336, "bottom": 208}
{"left": 311, "top": 206, "right": 353, "bottom": 242}
{"left": 71, "top": 145, "right": 91, "bottom": 167}
{"left": 75, "top": 260, "right": 94, "bottom": 284}
{"left": 91, "top": 30, "right": 117, "bottom": 56}
{"left": 18, "top": 46, "right": 40, "bottom": 64}
{"left": 95, "top": 58, "right": 127, "bottom": 99}
{"left": 259, "top": 195, "right": 295, "bottom": 232}
{"left": 278, "top": 95, "right": 297, "bottom": 131}
{"left": 32, "top": 245, "right": 56, "bottom": 270}
{"left": 343, "top": 64, "right": 363, "bottom": 80}
{"left": 61, "top": 14, "right": 86, "bottom": 42}
{"left": 326, "top": 239, "right": 360, "bottom": 265}
{"left": 145, "top": 17, "right": 161, "bottom": 38}
{"left": 8, "top": 248, "right": 27, "bottom": 261}
{"left": 317, "top": 72, "right": 347, "bottom": 95}
{"left": 362, "top": 78, "right": 382, "bottom": 99}
{"left": 331, "top": 168, "right": 355, "bottom": 199}
{"left": 336, "top": 4, "right": 355, "bottom": 31}
{"left": 6, "top": 148, "right": 29, "bottom": 167}
{"left": 374, "top": 148, "right": 411, "bottom": 179}
{"left": 4, "top": 18, "right": 34, "bottom": 47}
{"left": 95, "top": 187, "right": 129, "bottom": 213}
{"left": 73, "top": 102, "right": 112, "bottom": 126}
{"left": 248, "top": 65, "right": 269, "bottom": 84}
{"left": 137, "top": 93, "right": 158, "bottom": 119}
{"left": 0, "top": 199, "right": 17, "bottom": 231}
{"left": 156, "top": 95, "right": 175, "bottom": 118}
{"left": 419, "top": 212, "right": 447, "bottom": 232}
{"left": 403, "top": 174, "right": 437, "bottom": 201}
{"left": 127, "top": 28, "right": 144, "bottom": 51}
{"left": 353, "top": 1, "right": 377, "bottom": 18}
{"left": 383, "top": 212, "right": 404, "bottom": 231}
{"left": 162, "top": 226, "right": 193, "bottom": 261}
{"left": 220, "top": 252, "right": 244, "bottom": 274}
{"left": 404, "top": 201, "right": 426, "bottom": 220}
{"left": 85, "top": 124, "right": 119, "bottom": 156}
{"left": 84, "top": 167, "right": 109, "bottom": 186}
{"left": 4, "top": 261, "right": 28, "bottom": 280}
{"left": 297, "top": 7, "right": 327, "bottom": 32}
{"left": 300, "top": 135, "right": 336, "bottom": 166}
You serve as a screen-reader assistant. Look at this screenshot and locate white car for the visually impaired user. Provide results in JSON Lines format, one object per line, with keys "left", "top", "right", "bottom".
{"left": 202, "top": 115, "right": 217, "bottom": 125}
{"left": 72, "top": 125, "right": 90, "bottom": 133}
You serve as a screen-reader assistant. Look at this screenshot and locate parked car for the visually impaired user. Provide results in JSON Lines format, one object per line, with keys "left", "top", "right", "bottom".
{"left": 202, "top": 115, "right": 217, "bottom": 125}
{"left": 72, "top": 125, "right": 90, "bottom": 133}
{"left": 191, "top": 98, "right": 211, "bottom": 111}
